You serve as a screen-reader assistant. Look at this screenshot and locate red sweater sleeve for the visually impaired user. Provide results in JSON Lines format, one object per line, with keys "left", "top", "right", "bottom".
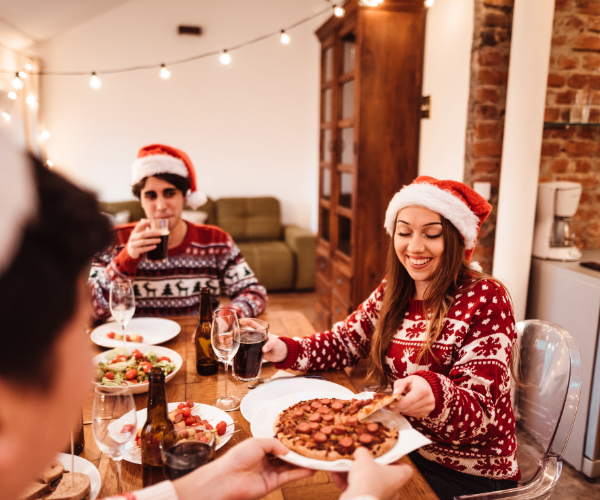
{"left": 275, "top": 281, "right": 385, "bottom": 371}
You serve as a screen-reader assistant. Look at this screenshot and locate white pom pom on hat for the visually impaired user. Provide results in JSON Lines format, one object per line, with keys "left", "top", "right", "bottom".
{"left": 131, "top": 144, "right": 207, "bottom": 209}
{"left": 384, "top": 176, "right": 492, "bottom": 262}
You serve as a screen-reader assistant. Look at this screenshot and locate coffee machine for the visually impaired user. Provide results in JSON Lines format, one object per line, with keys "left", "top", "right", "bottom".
{"left": 532, "top": 181, "right": 582, "bottom": 261}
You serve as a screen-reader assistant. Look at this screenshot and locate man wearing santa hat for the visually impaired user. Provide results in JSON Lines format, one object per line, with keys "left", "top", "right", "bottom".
{"left": 89, "top": 144, "right": 267, "bottom": 320}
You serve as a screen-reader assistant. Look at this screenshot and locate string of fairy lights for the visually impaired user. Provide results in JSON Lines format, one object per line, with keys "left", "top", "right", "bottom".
{"left": 0, "top": 0, "right": 435, "bottom": 150}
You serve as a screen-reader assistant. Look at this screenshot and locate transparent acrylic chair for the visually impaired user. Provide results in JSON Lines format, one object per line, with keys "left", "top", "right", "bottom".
{"left": 455, "top": 320, "right": 582, "bottom": 500}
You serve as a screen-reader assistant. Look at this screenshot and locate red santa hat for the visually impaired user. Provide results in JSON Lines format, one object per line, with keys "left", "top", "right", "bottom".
{"left": 384, "top": 176, "right": 492, "bottom": 262}
{"left": 131, "top": 144, "right": 207, "bottom": 209}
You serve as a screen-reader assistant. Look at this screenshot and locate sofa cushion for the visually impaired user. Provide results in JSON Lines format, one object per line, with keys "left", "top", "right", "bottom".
{"left": 237, "top": 241, "right": 294, "bottom": 291}
{"left": 216, "top": 197, "right": 281, "bottom": 242}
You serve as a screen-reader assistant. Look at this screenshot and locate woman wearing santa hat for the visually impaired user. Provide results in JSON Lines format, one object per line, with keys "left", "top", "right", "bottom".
{"left": 89, "top": 144, "right": 267, "bottom": 321}
{"left": 263, "top": 177, "right": 520, "bottom": 499}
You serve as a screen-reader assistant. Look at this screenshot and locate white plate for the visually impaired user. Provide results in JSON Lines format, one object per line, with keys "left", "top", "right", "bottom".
{"left": 122, "top": 402, "right": 235, "bottom": 464}
{"left": 240, "top": 377, "right": 354, "bottom": 422}
{"left": 56, "top": 453, "right": 101, "bottom": 500}
{"left": 251, "top": 391, "right": 432, "bottom": 472}
{"left": 92, "top": 345, "right": 182, "bottom": 395}
{"left": 90, "top": 318, "right": 181, "bottom": 348}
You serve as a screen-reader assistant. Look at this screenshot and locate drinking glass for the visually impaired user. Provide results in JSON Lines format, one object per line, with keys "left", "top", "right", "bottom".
{"left": 211, "top": 308, "right": 241, "bottom": 411}
{"left": 147, "top": 218, "right": 169, "bottom": 262}
{"left": 160, "top": 427, "right": 216, "bottom": 479}
{"left": 110, "top": 280, "right": 136, "bottom": 349}
{"left": 233, "top": 318, "right": 269, "bottom": 382}
{"left": 92, "top": 386, "right": 136, "bottom": 494}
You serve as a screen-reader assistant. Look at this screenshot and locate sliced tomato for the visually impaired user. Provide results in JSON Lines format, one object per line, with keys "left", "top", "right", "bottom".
{"left": 125, "top": 369, "right": 138, "bottom": 380}
{"left": 204, "top": 423, "right": 213, "bottom": 430}
{"left": 158, "top": 356, "right": 171, "bottom": 362}
{"left": 105, "top": 372, "right": 114, "bottom": 380}
{"left": 106, "top": 332, "right": 116, "bottom": 339}
{"left": 121, "top": 424, "right": 135, "bottom": 434}
{"left": 131, "top": 351, "right": 143, "bottom": 360}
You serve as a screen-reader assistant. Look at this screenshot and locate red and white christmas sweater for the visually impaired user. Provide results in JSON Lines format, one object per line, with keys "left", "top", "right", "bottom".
{"left": 275, "top": 278, "right": 520, "bottom": 481}
{"left": 89, "top": 221, "right": 267, "bottom": 321}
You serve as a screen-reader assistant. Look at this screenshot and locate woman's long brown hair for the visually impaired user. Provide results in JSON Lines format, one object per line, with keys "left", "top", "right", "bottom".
{"left": 367, "top": 217, "right": 512, "bottom": 389}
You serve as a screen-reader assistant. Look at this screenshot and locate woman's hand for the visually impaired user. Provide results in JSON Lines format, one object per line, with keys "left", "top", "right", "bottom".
{"left": 262, "top": 333, "right": 288, "bottom": 363}
{"left": 388, "top": 375, "right": 436, "bottom": 418}
{"left": 173, "top": 438, "right": 314, "bottom": 500}
{"left": 126, "top": 219, "right": 163, "bottom": 259}
{"left": 331, "top": 447, "right": 412, "bottom": 500}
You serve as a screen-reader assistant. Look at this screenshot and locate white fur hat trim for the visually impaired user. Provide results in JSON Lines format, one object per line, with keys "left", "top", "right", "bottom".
{"left": 384, "top": 183, "right": 480, "bottom": 249}
{"left": 131, "top": 154, "right": 188, "bottom": 184}
{"left": 185, "top": 190, "right": 207, "bottom": 210}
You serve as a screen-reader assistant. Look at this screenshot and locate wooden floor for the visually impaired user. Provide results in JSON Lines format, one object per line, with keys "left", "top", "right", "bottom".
{"left": 266, "top": 290, "right": 600, "bottom": 500}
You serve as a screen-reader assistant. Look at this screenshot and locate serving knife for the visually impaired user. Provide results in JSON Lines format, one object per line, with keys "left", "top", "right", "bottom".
{"left": 247, "top": 374, "right": 326, "bottom": 389}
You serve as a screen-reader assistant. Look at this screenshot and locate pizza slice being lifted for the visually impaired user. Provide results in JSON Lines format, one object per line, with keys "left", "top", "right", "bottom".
{"left": 357, "top": 393, "right": 402, "bottom": 422}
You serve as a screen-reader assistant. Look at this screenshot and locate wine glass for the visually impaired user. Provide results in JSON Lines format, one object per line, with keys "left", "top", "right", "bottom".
{"left": 110, "top": 280, "right": 136, "bottom": 349}
{"left": 211, "top": 308, "right": 241, "bottom": 411}
{"left": 92, "top": 386, "right": 136, "bottom": 494}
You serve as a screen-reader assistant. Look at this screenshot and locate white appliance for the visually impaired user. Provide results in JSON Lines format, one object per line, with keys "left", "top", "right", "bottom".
{"left": 532, "top": 181, "right": 582, "bottom": 261}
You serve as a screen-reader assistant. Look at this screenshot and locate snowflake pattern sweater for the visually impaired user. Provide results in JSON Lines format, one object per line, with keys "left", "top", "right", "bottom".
{"left": 275, "top": 278, "right": 520, "bottom": 481}
{"left": 89, "top": 222, "right": 267, "bottom": 321}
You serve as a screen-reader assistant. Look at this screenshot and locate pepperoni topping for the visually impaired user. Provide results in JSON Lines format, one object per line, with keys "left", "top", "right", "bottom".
{"left": 320, "top": 398, "right": 331, "bottom": 405}
{"left": 314, "top": 432, "right": 327, "bottom": 443}
{"left": 302, "top": 405, "right": 312, "bottom": 413}
{"left": 292, "top": 410, "right": 304, "bottom": 419}
{"left": 310, "top": 401, "right": 322, "bottom": 409}
{"left": 347, "top": 403, "right": 361, "bottom": 415}
{"left": 339, "top": 437, "right": 354, "bottom": 448}
{"left": 322, "top": 414, "right": 334, "bottom": 422}
{"left": 309, "top": 413, "right": 322, "bottom": 423}
{"left": 297, "top": 423, "right": 310, "bottom": 433}
{"left": 374, "top": 393, "right": 385, "bottom": 400}
{"left": 331, "top": 402, "right": 344, "bottom": 412}
{"left": 359, "top": 433, "right": 374, "bottom": 444}
{"left": 317, "top": 406, "right": 330, "bottom": 414}
{"left": 333, "top": 425, "right": 346, "bottom": 435}
{"left": 309, "top": 422, "right": 320, "bottom": 430}
{"left": 321, "top": 426, "right": 333, "bottom": 435}
{"left": 367, "top": 423, "right": 379, "bottom": 433}
{"left": 346, "top": 416, "right": 358, "bottom": 426}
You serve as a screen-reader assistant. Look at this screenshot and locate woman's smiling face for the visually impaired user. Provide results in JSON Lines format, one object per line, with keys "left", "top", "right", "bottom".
{"left": 394, "top": 206, "right": 445, "bottom": 299}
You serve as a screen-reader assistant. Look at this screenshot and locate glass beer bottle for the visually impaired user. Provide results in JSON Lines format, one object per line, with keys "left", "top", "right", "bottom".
{"left": 141, "top": 367, "right": 174, "bottom": 487}
{"left": 195, "top": 287, "right": 219, "bottom": 376}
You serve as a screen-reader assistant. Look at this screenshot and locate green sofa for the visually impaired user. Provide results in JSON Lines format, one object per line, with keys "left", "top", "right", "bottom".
{"left": 99, "top": 197, "right": 316, "bottom": 291}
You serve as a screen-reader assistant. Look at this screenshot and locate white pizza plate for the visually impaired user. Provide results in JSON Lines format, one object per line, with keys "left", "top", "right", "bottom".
{"left": 240, "top": 378, "right": 354, "bottom": 422}
{"left": 56, "top": 453, "right": 101, "bottom": 500}
{"left": 121, "top": 402, "right": 235, "bottom": 464}
{"left": 250, "top": 391, "right": 432, "bottom": 472}
{"left": 90, "top": 318, "right": 181, "bottom": 348}
{"left": 92, "top": 345, "right": 182, "bottom": 395}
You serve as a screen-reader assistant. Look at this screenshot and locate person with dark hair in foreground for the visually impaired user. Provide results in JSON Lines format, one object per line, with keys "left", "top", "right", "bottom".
{"left": 0, "top": 155, "right": 412, "bottom": 500}
{"left": 89, "top": 144, "right": 267, "bottom": 322}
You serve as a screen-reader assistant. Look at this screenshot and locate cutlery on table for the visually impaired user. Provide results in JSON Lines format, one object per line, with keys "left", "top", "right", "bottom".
{"left": 247, "top": 374, "right": 326, "bottom": 390}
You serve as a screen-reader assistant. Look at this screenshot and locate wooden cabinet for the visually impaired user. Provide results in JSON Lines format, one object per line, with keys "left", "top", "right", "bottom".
{"left": 315, "top": 0, "right": 424, "bottom": 322}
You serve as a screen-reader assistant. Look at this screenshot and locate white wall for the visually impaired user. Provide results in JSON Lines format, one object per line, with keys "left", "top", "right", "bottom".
{"left": 418, "top": 0, "right": 473, "bottom": 182}
{"left": 34, "top": 0, "right": 327, "bottom": 231}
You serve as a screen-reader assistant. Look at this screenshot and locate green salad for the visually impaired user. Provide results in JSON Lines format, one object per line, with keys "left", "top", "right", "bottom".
{"left": 96, "top": 347, "right": 177, "bottom": 387}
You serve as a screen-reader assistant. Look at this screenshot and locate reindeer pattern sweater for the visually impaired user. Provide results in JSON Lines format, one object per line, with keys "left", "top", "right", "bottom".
{"left": 275, "top": 278, "right": 520, "bottom": 481}
{"left": 89, "top": 222, "right": 267, "bottom": 320}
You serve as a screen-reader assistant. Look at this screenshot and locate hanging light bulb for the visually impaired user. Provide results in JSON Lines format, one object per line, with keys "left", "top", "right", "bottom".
{"left": 359, "top": 0, "right": 384, "bottom": 5}
{"left": 2, "top": 112, "right": 10, "bottom": 122}
{"left": 160, "top": 64, "right": 171, "bottom": 79}
{"left": 89, "top": 72, "right": 102, "bottom": 89}
{"left": 18, "top": 71, "right": 27, "bottom": 79}
{"left": 41, "top": 130, "right": 51, "bottom": 139}
{"left": 425, "top": 0, "right": 434, "bottom": 6}
{"left": 280, "top": 30, "right": 290, "bottom": 44}
{"left": 26, "top": 95, "right": 37, "bottom": 108}
{"left": 7, "top": 91, "right": 17, "bottom": 100}
{"left": 334, "top": 4, "right": 345, "bottom": 17}
{"left": 11, "top": 73, "right": 23, "bottom": 90}
{"left": 24, "top": 62, "right": 33, "bottom": 71}
{"left": 45, "top": 160, "right": 54, "bottom": 168}
{"left": 220, "top": 50, "right": 231, "bottom": 65}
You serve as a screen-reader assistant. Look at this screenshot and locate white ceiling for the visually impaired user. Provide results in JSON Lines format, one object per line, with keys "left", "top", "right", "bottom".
{"left": 0, "top": 0, "right": 131, "bottom": 49}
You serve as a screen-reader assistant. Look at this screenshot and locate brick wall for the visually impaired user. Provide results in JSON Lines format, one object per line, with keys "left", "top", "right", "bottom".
{"left": 464, "top": 0, "right": 515, "bottom": 273}
{"left": 541, "top": 0, "right": 600, "bottom": 249}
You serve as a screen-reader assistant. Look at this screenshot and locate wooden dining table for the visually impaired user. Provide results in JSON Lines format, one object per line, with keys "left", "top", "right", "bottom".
{"left": 83, "top": 310, "right": 438, "bottom": 500}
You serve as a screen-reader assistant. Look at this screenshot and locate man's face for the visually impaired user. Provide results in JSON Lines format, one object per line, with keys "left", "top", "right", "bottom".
{"left": 140, "top": 176, "right": 185, "bottom": 229}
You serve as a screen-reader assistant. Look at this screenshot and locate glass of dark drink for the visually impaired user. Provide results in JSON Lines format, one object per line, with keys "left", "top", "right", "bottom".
{"left": 147, "top": 218, "right": 169, "bottom": 262}
{"left": 160, "top": 427, "right": 215, "bottom": 480}
{"left": 233, "top": 318, "right": 269, "bottom": 382}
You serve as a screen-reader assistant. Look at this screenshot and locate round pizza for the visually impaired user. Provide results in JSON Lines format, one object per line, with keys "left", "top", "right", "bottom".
{"left": 274, "top": 394, "right": 399, "bottom": 461}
